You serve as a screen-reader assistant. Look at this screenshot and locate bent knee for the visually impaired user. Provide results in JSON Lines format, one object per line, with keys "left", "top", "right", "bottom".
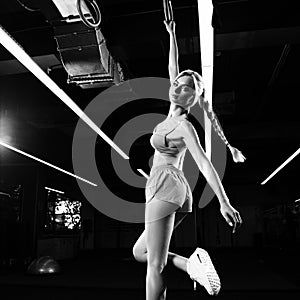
{"left": 132, "top": 243, "right": 147, "bottom": 262}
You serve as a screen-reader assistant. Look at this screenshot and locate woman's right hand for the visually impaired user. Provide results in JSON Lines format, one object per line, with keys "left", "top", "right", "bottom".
{"left": 164, "top": 20, "right": 175, "bottom": 34}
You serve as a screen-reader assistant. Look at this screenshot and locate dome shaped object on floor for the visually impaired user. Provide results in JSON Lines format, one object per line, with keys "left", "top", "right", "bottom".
{"left": 27, "top": 256, "right": 61, "bottom": 275}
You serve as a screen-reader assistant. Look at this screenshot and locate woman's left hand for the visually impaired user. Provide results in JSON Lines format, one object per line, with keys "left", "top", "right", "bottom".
{"left": 164, "top": 20, "right": 175, "bottom": 34}
{"left": 228, "top": 145, "right": 246, "bottom": 163}
{"left": 220, "top": 202, "right": 242, "bottom": 233}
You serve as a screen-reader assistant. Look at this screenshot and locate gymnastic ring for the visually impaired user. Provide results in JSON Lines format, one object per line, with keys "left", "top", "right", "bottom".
{"left": 77, "top": 0, "right": 101, "bottom": 29}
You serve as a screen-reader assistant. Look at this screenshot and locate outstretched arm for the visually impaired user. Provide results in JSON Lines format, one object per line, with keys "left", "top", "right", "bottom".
{"left": 180, "top": 120, "right": 242, "bottom": 233}
{"left": 164, "top": 21, "right": 179, "bottom": 82}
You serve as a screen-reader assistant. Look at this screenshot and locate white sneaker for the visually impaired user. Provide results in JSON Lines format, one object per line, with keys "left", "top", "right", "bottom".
{"left": 187, "top": 248, "right": 221, "bottom": 296}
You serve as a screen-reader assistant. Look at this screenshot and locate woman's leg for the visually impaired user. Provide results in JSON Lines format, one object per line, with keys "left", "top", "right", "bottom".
{"left": 133, "top": 211, "right": 189, "bottom": 272}
{"left": 145, "top": 199, "right": 178, "bottom": 300}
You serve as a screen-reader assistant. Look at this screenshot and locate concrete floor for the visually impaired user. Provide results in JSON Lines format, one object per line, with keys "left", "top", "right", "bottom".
{"left": 0, "top": 247, "right": 300, "bottom": 299}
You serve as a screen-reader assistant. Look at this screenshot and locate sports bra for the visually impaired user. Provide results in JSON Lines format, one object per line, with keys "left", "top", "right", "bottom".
{"left": 151, "top": 118, "right": 186, "bottom": 154}
{"left": 150, "top": 117, "right": 187, "bottom": 168}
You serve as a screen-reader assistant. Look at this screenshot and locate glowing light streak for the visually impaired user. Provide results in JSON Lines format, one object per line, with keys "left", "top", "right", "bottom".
{"left": 137, "top": 168, "right": 150, "bottom": 179}
{"left": 45, "top": 187, "right": 65, "bottom": 194}
{"left": 197, "top": 0, "right": 214, "bottom": 160}
{"left": 261, "top": 147, "right": 300, "bottom": 185}
{"left": 0, "top": 140, "right": 97, "bottom": 186}
{"left": 0, "top": 25, "right": 129, "bottom": 160}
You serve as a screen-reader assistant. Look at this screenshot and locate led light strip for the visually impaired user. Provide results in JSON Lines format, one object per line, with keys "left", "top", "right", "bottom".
{"left": 0, "top": 25, "right": 129, "bottom": 160}
{"left": 261, "top": 147, "right": 300, "bottom": 185}
{"left": 197, "top": 0, "right": 214, "bottom": 160}
{"left": 0, "top": 25, "right": 150, "bottom": 181}
{"left": 45, "top": 186, "right": 65, "bottom": 194}
{"left": 0, "top": 140, "right": 97, "bottom": 186}
{"left": 137, "top": 168, "right": 149, "bottom": 179}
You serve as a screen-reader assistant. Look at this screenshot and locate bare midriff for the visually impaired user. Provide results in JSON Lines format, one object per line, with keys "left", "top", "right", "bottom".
{"left": 151, "top": 148, "right": 186, "bottom": 171}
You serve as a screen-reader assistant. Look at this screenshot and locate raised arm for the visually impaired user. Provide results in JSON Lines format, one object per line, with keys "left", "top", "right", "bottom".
{"left": 164, "top": 21, "right": 179, "bottom": 82}
{"left": 180, "top": 120, "right": 242, "bottom": 233}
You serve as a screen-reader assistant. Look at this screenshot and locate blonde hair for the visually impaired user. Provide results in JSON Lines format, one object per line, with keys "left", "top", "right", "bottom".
{"left": 176, "top": 69, "right": 230, "bottom": 148}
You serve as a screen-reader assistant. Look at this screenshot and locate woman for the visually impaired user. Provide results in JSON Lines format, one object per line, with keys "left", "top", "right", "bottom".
{"left": 132, "top": 20, "right": 245, "bottom": 300}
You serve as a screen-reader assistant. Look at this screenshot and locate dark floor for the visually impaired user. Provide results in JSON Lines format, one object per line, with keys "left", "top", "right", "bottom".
{"left": 1, "top": 247, "right": 300, "bottom": 299}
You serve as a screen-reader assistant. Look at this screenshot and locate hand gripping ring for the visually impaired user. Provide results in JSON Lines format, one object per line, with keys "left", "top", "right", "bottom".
{"left": 77, "top": 0, "right": 101, "bottom": 29}
{"left": 163, "top": 0, "right": 174, "bottom": 22}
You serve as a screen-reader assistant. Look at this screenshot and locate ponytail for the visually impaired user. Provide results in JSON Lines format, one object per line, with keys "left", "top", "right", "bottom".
{"left": 201, "top": 96, "right": 246, "bottom": 163}
{"left": 200, "top": 96, "right": 231, "bottom": 147}
{"left": 190, "top": 71, "right": 246, "bottom": 163}
{"left": 189, "top": 71, "right": 230, "bottom": 146}
{"left": 175, "top": 69, "right": 245, "bottom": 162}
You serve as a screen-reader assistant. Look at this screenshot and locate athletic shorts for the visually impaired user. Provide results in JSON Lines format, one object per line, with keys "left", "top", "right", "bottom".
{"left": 145, "top": 164, "right": 193, "bottom": 213}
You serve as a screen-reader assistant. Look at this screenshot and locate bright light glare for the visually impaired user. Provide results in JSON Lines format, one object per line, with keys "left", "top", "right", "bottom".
{"left": 261, "top": 147, "right": 300, "bottom": 185}
{"left": 0, "top": 117, "right": 13, "bottom": 144}
{"left": 0, "top": 139, "right": 97, "bottom": 186}
{"left": 197, "top": 0, "right": 214, "bottom": 68}
{"left": 197, "top": 0, "right": 214, "bottom": 160}
{"left": 0, "top": 25, "right": 129, "bottom": 160}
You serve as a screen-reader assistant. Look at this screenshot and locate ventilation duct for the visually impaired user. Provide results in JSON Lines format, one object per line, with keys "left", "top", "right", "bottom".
{"left": 35, "top": 0, "right": 123, "bottom": 89}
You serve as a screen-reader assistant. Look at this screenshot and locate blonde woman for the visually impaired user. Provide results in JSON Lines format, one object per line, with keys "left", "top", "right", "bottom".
{"left": 132, "top": 20, "right": 245, "bottom": 300}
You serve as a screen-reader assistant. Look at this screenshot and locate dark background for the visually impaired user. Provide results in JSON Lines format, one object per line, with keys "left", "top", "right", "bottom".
{"left": 0, "top": 0, "right": 300, "bottom": 298}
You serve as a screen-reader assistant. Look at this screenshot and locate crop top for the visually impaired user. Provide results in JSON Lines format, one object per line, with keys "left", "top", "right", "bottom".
{"left": 150, "top": 117, "right": 187, "bottom": 169}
